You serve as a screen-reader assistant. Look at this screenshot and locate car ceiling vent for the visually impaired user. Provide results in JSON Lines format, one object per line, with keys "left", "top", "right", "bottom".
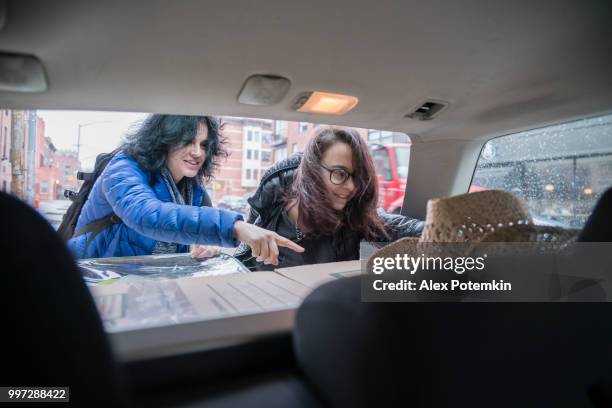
{"left": 405, "top": 100, "right": 449, "bottom": 120}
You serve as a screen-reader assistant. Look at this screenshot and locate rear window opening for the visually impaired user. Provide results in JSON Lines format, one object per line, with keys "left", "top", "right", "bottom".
{"left": 1, "top": 109, "right": 413, "bottom": 337}
{"left": 0, "top": 109, "right": 411, "bottom": 227}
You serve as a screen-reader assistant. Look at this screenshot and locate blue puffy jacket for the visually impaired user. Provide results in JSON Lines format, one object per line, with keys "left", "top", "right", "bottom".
{"left": 67, "top": 151, "right": 242, "bottom": 259}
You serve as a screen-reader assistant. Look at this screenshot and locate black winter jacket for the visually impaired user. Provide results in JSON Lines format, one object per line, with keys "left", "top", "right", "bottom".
{"left": 235, "top": 154, "right": 424, "bottom": 271}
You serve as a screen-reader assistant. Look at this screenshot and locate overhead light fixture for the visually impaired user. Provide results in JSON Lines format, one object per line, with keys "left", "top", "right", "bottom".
{"left": 293, "top": 91, "right": 358, "bottom": 115}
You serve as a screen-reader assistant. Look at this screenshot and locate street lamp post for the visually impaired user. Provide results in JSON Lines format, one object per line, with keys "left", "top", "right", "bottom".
{"left": 76, "top": 120, "right": 111, "bottom": 161}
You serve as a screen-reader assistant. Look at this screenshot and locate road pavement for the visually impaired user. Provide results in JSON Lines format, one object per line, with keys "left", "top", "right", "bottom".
{"left": 37, "top": 199, "right": 71, "bottom": 229}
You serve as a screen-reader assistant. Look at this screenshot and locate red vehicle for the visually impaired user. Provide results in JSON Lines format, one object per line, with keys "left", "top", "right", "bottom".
{"left": 469, "top": 184, "right": 488, "bottom": 192}
{"left": 370, "top": 143, "right": 410, "bottom": 213}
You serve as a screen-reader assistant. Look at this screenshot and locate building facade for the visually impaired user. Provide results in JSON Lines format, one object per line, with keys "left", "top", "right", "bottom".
{"left": 26, "top": 111, "right": 38, "bottom": 204}
{"left": 36, "top": 137, "right": 58, "bottom": 201}
{"left": 210, "top": 117, "right": 274, "bottom": 202}
{"left": 9, "top": 110, "right": 30, "bottom": 200}
{"left": 54, "top": 150, "right": 81, "bottom": 198}
{"left": 193, "top": 116, "right": 407, "bottom": 205}
{"left": 269, "top": 120, "right": 372, "bottom": 164}
{"left": 0, "top": 109, "right": 12, "bottom": 193}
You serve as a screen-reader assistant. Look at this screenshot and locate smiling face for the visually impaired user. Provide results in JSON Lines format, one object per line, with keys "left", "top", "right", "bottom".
{"left": 320, "top": 141, "right": 356, "bottom": 210}
{"left": 166, "top": 124, "right": 208, "bottom": 183}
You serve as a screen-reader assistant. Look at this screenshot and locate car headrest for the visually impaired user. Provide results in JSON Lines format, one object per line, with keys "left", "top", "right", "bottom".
{"left": 0, "top": 192, "right": 126, "bottom": 407}
{"left": 578, "top": 187, "right": 612, "bottom": 242}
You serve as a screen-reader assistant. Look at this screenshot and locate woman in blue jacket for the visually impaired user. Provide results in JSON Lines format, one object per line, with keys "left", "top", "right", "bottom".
{"left": 67, "top": 114, "right": 303, "bottom": 261}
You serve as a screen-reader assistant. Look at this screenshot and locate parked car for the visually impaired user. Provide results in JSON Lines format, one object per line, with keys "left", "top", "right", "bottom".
{"left": 217, "top": 195, "right": 250, "bottom": 214}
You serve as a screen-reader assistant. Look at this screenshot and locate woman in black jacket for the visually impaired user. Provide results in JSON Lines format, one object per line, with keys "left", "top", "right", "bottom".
{"left": 236, "top": 126, "right": 424, "bottom": 271}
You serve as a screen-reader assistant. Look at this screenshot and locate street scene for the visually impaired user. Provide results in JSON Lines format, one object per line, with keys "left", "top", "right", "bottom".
{"left": 4, "top": 109, "right": 610, "bottom": 231}
{"left": 37, "top": 199, "right": 70, "bottom": 230}
{"left": 1, "top": 110, "right": 411, "bottom": 229}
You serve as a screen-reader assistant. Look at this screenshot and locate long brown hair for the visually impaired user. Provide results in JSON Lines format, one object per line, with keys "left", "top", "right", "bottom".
{"left": 290, "top": 126, "right": 387, "bottom": 240}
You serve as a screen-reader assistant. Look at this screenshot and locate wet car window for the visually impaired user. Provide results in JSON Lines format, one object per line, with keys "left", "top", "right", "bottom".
{"left": 471, "top": 113, "right": 612, "bottom": 228}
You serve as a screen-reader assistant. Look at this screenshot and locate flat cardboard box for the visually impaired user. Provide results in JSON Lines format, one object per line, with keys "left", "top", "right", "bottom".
{"left": 85, "top": 254, "right": 361, "bottom": 361}
{"left": 274, "top": 260, "right": 361, "bottom": 288}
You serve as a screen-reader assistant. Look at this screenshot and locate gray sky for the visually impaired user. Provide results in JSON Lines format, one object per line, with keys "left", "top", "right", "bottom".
{"left": 37, "top": 110, "right": 147, "bottom": 170}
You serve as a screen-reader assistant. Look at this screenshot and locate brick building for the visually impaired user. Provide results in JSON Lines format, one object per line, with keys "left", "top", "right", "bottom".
{"left": 36, "top": 137, "right": 58, "bottom": 201}
{"left": 54, "top": 150, "right": 81, "bottom": 197}
{"left": 270, "top": 120, "right": 312, "bottom": 162}
{"left": 9, "top": 110, "right": 30, "bottom": 200}
{"left": 34, "top": 118, "right": 81, "bottom": 202}
{"left": 211, "top": 118, "right": 386, "bottom": 203}
{"left": 270, "top": 120, "right": 371, "bottom": 163}
{"left": 210, "top": 117, "right": 274, "bottom": 202}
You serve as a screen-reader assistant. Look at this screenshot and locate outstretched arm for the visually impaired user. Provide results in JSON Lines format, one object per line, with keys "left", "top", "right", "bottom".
{"left": 102, "top": 154, "right": 242, "bottom": 247}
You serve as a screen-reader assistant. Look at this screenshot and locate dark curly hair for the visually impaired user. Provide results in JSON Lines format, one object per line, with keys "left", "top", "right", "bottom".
{"left": 122, "top": 114, "right": 227, "bottom": 182}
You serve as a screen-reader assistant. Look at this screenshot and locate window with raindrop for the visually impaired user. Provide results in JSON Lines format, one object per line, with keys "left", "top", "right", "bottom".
{"left": 471, "top": 114, "right": 612, "bottom": 228}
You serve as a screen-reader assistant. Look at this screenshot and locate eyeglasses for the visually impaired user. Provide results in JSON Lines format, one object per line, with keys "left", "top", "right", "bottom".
{"left": 321, "top": 163, "right": 354, "bottom": 185}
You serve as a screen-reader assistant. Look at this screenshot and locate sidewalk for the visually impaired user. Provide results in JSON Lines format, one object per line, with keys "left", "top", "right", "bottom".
{"left": 37, "top": 199, "right": 71, "bottom": 229}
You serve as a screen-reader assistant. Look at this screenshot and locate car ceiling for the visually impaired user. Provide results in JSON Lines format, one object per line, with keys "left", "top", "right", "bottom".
{"left": 0, "top": 0, "right": 611, "bottom": 143}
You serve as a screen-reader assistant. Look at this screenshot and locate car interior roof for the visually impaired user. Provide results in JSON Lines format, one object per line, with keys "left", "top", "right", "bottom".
{"left": 1, "top": 0, "right": 612, "bottom": 219}
{"left": 1, "top": 0, "right": 611, "bottom": 144}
